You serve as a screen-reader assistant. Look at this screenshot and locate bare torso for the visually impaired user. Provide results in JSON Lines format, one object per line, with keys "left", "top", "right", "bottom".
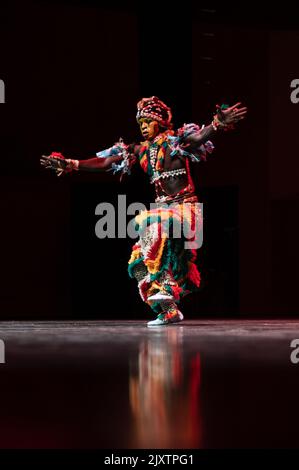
{"left": 134, "top": 143, "right": 193, "bottom": 199}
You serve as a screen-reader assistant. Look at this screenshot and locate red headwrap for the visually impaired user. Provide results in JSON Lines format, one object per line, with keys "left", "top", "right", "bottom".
{"left": 136, "top": 96, "right": 173, "bottom": 129}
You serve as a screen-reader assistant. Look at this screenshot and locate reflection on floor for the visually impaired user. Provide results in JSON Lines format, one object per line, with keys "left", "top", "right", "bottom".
{"left": 0, "top": 320, "right": 299, "bottom": 448}
{"left": 129, "top": 328, "right": 201, "bottom": 448}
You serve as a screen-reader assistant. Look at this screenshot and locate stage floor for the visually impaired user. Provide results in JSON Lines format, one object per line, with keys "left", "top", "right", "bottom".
{"left": 0, "top": 319, "right": 299, "bottom": 448}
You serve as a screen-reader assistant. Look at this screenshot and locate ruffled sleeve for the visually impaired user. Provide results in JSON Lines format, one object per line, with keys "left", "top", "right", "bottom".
{"left": 167, "top": 123, "right": 214, "bottom": 162}
{"left": 96, "top": 138, "right": 136, "bottom": 177}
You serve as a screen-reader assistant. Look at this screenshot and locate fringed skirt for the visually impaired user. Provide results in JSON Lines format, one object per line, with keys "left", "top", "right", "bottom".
{"left": 128, "top": 199, "right": 202, "bottom": 313}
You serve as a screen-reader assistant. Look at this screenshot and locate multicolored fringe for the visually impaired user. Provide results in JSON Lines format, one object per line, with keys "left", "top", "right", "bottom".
{"left": 138, "top": 124, "right": 214, "bottom": 178}
{"left": 96, "top": 139, "right": 136, "bottom": 178}
{"left": 128, "top": 202, "right": 202, "bottom": 313}
{"left": 169, "top": 123, "right": 214, "bottom": 161}
{"left": 138, "top": 130, "right": 175, "bottom": 175}
{"left": 95, "top": 123, "right": 214, "bottom": 180}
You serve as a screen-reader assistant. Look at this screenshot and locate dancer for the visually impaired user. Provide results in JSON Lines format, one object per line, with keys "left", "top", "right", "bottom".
{"left": 41, "top": 97, "right": 247, "bottom": 326}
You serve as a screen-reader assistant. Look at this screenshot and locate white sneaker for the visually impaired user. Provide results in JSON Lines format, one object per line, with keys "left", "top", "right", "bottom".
{"left": 147, "top": 311, "right": 184, "bottom": 327}
{"left": 147, "top": 292, "right": 174, "bottom": 303}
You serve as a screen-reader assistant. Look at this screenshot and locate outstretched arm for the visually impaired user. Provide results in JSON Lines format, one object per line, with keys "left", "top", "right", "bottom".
{"left": 183, "top": 102, "right": 247, "bottom": 148}
{"left": 78, "top": 155, "right": 124, "bottom": 171}
{"left": 40, "top": 153, "right": 124, "bottom": 175}
{"left": 40, "top": 140, "right": 136, "bottom": 177}
{"left": 184, "top": 123, "right": 215, "bottom": 147}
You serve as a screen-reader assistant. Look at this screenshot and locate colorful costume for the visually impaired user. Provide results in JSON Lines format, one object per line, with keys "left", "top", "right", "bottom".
{"left": 96, "top": 97, "right": 214, "bottom": 325}
{"left": 42, "top": 97, "right": 247, "bottom": 325}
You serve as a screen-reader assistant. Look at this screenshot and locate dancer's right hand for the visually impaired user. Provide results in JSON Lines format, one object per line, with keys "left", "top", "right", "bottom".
{"left": 40, "top": 152, "right": 68, "bottom": 176}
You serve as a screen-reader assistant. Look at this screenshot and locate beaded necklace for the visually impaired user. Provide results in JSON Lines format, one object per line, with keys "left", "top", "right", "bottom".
{"left": 149, "top": 136, "right": 160, "bottom": 172}
{"left": 138, "top": 131, "right": 174, "bottom": 176}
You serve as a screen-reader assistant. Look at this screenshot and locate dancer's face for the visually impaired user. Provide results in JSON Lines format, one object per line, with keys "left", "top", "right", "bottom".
{"left": 139, "top": 119, "right": 159, "bottom": 141}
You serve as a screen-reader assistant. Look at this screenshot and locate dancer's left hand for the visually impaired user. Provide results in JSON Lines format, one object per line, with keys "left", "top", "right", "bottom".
{"left": 216, "top": 103, "right": 248, "bottom": 125}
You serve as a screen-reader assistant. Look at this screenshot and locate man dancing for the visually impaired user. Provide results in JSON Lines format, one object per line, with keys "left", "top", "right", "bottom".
{"left": 41, "top": 97, "right": 247, "bottom": 326}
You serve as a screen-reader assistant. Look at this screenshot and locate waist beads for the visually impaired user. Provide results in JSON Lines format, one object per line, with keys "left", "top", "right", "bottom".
{"left": 150, "top": 168, "right": 187, "bottom": 184}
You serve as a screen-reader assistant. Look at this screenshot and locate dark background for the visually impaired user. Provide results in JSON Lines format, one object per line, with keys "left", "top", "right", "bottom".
{"left": 0, "top": 1, "right": 299, "bottom": 319}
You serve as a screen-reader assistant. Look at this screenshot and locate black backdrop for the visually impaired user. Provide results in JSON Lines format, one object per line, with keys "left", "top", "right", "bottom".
{"left": 1, "top": 1, "right": 299, "bottom": 319}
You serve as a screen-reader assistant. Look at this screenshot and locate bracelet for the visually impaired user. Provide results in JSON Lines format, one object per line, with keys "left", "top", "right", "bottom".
{"left": 65, "top": 159, "right": 79, "bottom": 171}
{"left": 212, "top": 114, "right": 225, "bottom": 130}
{"left": 211, "top": 114, "right": 235, "bottom": 132}
{"left": 211, "top": 120, "right": 218, "bottom": 131}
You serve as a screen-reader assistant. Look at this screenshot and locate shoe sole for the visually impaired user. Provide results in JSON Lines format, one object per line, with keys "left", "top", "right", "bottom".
{"left": 147, "top": 294, "right": 175, "bottom": 303}
{"left": 147, "top": 313, "right": 184, "bottom": 327}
